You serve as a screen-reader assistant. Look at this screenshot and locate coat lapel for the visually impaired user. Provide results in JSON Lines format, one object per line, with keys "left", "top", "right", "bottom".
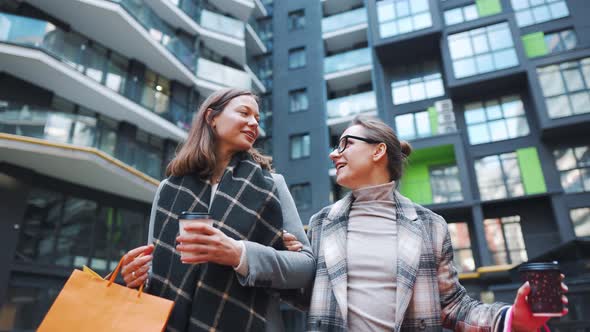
{"left": 393, "top": 191, "right": 423, "bottom": 325}
{"left": 320, "top": 193, "right": 354, "bottom": 320}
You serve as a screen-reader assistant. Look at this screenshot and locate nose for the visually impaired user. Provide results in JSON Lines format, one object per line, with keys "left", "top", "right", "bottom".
{"left": 248, "top": 115, "right": 259, "bottom": 127}
{"left": 329, "top": 148, "right": 340, "bottom": 162}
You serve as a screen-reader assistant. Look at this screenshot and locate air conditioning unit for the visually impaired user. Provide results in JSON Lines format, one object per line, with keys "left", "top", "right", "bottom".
{"left": 435, "top": 99, "right": 453, "bottom": 113}
{"left": 439, "top": 124, "right": 457, "bottom": 134}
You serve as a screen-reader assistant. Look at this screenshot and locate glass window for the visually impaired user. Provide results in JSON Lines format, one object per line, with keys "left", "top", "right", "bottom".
{"left": 288, "top": 9, "right": 305, "bottom": 31}
{"left": 430, "top": 165, "right": 463, "bottom": 203}
{"left": 511, "top": 0, "right": 569, "bottom": 27}
{"left": 544, "top": 29, "right": 577, "bottom": 55}
{"left": 105, "top": 52, "right": 128, "bottom": 94}
{"left": 71, "top": 111, "right": 97, "bottom": 147}
{"left": 288, "top": 47, "right": 306, "bottom": 69}
{"left": 484, "top": 215, "right": 527, "bottom": 265}
{"left": 92, "top": 207, "right": 146, "bottom": 272}
{"left": 448, "top": 22, "right": 518, "bottom": 79}
{"left": 290, "top": 183, "right": 312, "bottom": 211}
{"left": 0, "top": 284, "right": 64, "bottom": 331}
{"left": 553, "top": 145, "right": 590, "bottom": 193}
{"left": 290, "top": 133, "right": 310, "bottom": 159}
{"left": 84, "top": 42, "right": 107, "bottom": 84}
{"left": 394, "top": 108, "right": 457, "bottom": 140}
{"left": 464, "top": 95, "right": 529, "bottom": 145}
{"left": 54, "top": 197, "right": 97, "bottom": 268}
{"left": 444, "top": 4, "right": 481, "bottom": 26}
{"left": 141, "top": 69, "right": 170, "bottom": 115}
{"left": 15, "top": 188, "right": 64, "bottom": 264}
{"left": 97, "top": 117, "right": 118, "bottom": 156}
{"left": 447, "top": 222, "right": 475, "bottom": 272}
{"left": 537, "top": 58, "right": 590, "bottom": 119}
{"left": 289, "top": 89, "right": 308, "bottom": 113}
{"left": 570, "top": 207, "right": 590, "bottom": 237}
{"left": 475, "top": 152, "right": 524, "bottom": 201}
{"left": 377, "top": 0, "right": 432, "bottom": 38}
{"left": 391, "top": 60, "right": 444, "bottom": 105}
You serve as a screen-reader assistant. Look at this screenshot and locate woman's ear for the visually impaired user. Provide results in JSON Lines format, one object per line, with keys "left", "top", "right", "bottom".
{"left": 373, "top": 143, "right": 387, "bottom": 162}
{"left": 205, "top": 108, "right": 216, "bottom": 128}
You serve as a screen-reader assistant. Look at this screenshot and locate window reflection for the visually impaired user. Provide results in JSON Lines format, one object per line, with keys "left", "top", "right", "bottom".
{"left": 538, "top": 58, "right": 590, "bottom": 119}
{"left": 448, "top": 23, "right": 518, "bottom": 79}
{"left": 464, "top": 95, "right": 529, "bottom": 145}
{"left": 475, "top": 152, "right": 524, "bottom": 201}
{"left": 484, "top": 215, "right": 527, "bottom": 265}
{"left": 447, "top": 222, "right": 475, "bottom": 272}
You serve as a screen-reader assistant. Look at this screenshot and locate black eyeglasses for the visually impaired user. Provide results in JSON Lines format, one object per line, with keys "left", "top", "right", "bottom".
{"left": 334, "top": 135, "right": 381, "bottom": 154}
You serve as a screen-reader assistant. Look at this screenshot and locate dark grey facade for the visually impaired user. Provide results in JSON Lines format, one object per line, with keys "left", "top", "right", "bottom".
{"left": 267, "top": 0, "right": 590, "bottom": 329}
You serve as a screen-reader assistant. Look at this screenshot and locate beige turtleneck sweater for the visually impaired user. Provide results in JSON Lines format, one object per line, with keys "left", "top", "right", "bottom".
{"left": 347, "top": 181, "right": 397, "bottom": 331}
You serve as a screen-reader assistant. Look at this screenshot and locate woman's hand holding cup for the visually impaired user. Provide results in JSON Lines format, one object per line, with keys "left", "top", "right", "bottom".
{"left": 121, "top": 244, "right": 154, "bottom": 288}
{"left": 176, "top": 220, "right": 242, "bottom": 267}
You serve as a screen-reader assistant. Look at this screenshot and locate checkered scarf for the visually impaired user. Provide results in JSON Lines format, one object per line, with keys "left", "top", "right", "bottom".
{"left": 148, "top": 152, "right": 284, "bottom": 332}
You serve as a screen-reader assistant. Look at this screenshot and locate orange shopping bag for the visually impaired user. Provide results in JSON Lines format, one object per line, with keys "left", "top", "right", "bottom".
{"left": 37, "top": 256, "right": 174, "bottom": 332}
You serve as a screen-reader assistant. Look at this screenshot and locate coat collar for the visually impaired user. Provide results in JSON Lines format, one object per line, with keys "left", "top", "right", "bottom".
{"left": 320, "top": 190, "right": 421, "bottom": 323}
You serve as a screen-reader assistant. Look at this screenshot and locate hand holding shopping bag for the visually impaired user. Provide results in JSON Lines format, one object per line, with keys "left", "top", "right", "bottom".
{"left": 37, "top": 255, "right": 174, "bottom": 332}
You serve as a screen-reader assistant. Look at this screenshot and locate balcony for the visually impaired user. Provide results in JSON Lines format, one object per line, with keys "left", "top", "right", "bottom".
{"left": 0, "top": 105, "right": 165, "bottom": 179}
{"left": 196, "top": 58, "right": 251, "bottom": 91}
{"left": 322, "top": 7, "right": 368, "bottom": 53}
{"left": 324, "top": 47, "right": 373, "bottom": 91}
{"left": 326, "top": 91, "right": 377, "bottom": 126}
{"left": 0, "top": 13, "right": 187, "bottom": 141}
{"left": 142, "top": 1, "right": 247, "bottom": 66}
{"left": 322, "top": 0, "right": 364, "bottom": 17}
{"left": 0, "top": 132, "right": 158, "bottom": 203}
{"left": 211, "top": 0, "right": 255, "bottom": 21}
{"left": 26, "top": 0, "right": 199, "bottom": 86}
{"left": 246, "top": 16, "right": 268, "bottom": 56}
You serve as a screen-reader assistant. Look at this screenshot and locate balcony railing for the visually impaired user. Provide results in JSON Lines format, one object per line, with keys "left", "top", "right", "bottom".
{"left": 326, "top": 91, "right": 376, "bottom": 120}
{"left": 196, "top": 58, "right": 251, "bottom": 89}
{"left": 324, "top": 47, "right": 372, "bottom": 74}
{"left": 0, "top": 105, "right": 164, "bottom": 179}
{"left": 200, "top": 9, "right": 245, "bottom": 39}
{"left": 113, "top": 0, "right": 199, "bottom": 71}
{"left": 322, "top": 7, "right": 367, "bottom": 34}
{"left": 0, "top": 12, "right": 193, "bottom": 130}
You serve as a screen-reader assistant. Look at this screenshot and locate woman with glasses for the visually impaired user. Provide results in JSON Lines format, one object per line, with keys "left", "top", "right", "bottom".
{"left": 283, "top": 116, "right": 568, "bottom": 331}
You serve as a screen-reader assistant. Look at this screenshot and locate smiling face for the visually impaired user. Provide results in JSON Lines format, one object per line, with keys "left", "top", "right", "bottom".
{"left": 330, "top": 124, "right": 382, "bottom": 190}
{"left": 211, "top": 95, "right": 260, "bottom": 155}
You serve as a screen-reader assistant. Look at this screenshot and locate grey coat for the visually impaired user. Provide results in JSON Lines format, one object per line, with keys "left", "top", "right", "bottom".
{"left": 147, "top": 173, "right": 315, "bottom": 332}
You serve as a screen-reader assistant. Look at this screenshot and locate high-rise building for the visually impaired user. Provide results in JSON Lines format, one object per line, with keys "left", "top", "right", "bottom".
{"left": 270, "top": 0, "right": 589, "bottom": 329}
{"left": 0, "top": 0, "right": 273, "bottom": 329}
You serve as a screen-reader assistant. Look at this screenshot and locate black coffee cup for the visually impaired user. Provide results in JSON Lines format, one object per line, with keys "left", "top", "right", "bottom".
{"left": 518, "top": 261, "right": 563, "bottom": 317}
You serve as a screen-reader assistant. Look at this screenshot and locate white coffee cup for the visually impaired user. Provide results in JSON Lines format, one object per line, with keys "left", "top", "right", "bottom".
{"left": 178, "top": 211, "right": 213, "bottom": 261}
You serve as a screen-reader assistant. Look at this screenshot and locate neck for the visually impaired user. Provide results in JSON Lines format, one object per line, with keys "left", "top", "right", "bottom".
{"left": 213, "top": 147, "right": 234, "bottom": 183}
{"left": 350, "top": 171, "right": 391, "bottom": 191}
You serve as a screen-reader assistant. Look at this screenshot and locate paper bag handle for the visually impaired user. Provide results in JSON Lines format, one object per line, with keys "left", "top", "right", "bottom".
{"left": 107, "top": 253, "right": 145, "bottom": 298}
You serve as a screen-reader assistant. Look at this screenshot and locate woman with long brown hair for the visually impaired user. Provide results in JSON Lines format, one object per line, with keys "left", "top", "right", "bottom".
{"left": 120, "top": 88, "right": 315, "bottom": 332}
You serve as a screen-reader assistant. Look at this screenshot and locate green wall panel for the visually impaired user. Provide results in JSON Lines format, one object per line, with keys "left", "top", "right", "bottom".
{"left": 522, "top": 32, "right": 548, "bottom": 58}
{"left": 517, "top": 147, "right": 547, "bottom": 194}
{"left": 428, "top": 106, "right": 438, "bottom": 136}
{"left": 400, "top": 144, "right": 456, "bottom": 205}
{"left": 476, "top": 0, "right": 502, "bottom": 17}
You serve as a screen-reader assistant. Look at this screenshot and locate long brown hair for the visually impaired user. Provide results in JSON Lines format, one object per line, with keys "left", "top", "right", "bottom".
{"left": 166, "top": 88, "right": 272, "bottom": 178}
{"left": 351, "top": 116, "right": 412, "bottom": 181}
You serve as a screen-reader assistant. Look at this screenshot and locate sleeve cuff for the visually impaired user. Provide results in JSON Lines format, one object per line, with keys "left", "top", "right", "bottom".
{"left": 502, "top": 306, "right": 513, "bottom": 332}
{"left": 233, "top": 240, "right": 249, "bottom": 276}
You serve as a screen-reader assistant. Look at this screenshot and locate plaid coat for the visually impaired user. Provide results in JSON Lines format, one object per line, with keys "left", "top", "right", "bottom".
{"left": 305, "top": 190, "right": 509, "bottom": 332}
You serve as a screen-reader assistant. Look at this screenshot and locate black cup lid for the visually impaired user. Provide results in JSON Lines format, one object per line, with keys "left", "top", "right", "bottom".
{"left": 518, "top": 261, "right": 560, "bottom": 272}
{"left": 179, "top": 211, "right": 211, "bottom": 220}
